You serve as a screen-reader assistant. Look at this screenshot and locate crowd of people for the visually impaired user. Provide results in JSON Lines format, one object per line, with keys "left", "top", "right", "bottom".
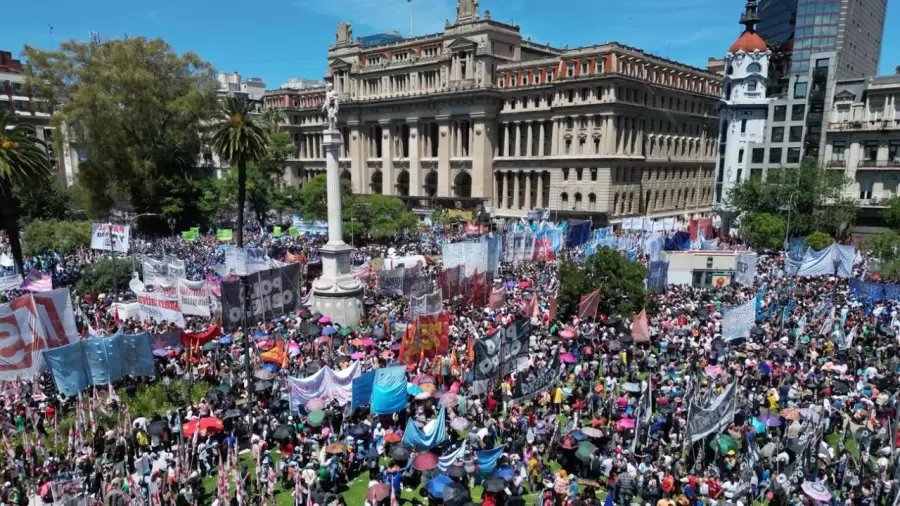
{"left": 0, "top": 220, "right": 897, "bottom": 506}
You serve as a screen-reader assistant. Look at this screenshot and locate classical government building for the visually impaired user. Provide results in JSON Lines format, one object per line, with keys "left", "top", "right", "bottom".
{"left": 264, "top": 0, "right": 723, "bottom": 224}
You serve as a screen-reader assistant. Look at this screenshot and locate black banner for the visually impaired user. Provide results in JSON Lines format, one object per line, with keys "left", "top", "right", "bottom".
{"left": 511, "top": 354, "right": 561, "bottom": 403}
{"left": 221, "top": 263, "right": 302, "bottom": 329}
{"left": 473, "top": 318, "right": 531, "bottom": 393}
{"left": 686, "top": 381, "right": 737, "bottom": 443}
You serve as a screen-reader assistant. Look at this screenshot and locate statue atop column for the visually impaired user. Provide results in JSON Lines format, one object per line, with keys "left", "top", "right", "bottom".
{"left": 456, "top": 0, "right": 479, "bottom": 22}
{"left": 335, "top": 22, "right": 352, "bottom": 45}
{"left": 322, "top": 82, "right": 339, "bottom": 132}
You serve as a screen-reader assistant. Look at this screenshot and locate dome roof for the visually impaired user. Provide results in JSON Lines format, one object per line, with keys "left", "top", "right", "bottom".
{"left": 729, "top": 31, "right": 767, "bottom": 53}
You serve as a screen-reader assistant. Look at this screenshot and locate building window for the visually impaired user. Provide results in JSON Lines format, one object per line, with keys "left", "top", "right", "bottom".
{"left": 741, "top": 119, "right": 747, "bottom": 133}
{"left": 746, "top": 62, "right": 762, "bottom": 73}
{"left": 794, "top": 82, "right": 808, "bottom": 99}
{"left": 832, "top": 141, "right": 846, "bottom": 161}
{"left": 787, "top": 147, "right": 801, "bottom": 163}
{"left": 791, "top": 104, "right": 806, "bottom": 121}
{"left": 747, "top": 80, "right": 758, "bottom": 92}
{"left": 561, "top": 192, "right": 569, "bottom": 206}
{"left": 772, "top": 127, "right": 785, "bottom": 143}
{"left": 774, "top": 106, "right": 787, "bottom": 122}
{"left": 860, "top": 180, "right": 873, "bottom": 200}
{"left": 834, "top": 103, "right": 850, "bottom": 123}
{"left": 751, "top": 148, "right": 765, "bottom": 163}
{"left": 574, "top": 193, "right": 582, "bottom": 210}
{"left": 565, "top": 139, "right": 572, "bottom": 154}
{"left": 562, "top": 168, "right": 570, "bottom": 181}
{"left": 889, "top": 141, "right": 900, "bottom": 161}
{"left": 590, "top": 168, "right": 598, "bottom": 181}
{"left": 769, "top": 148, "right": 783, "bottom": 164}
{"left": 788, "top": 126, "right": 803, "bottom": 143}
{"left": 864, "top": 141, "right": 879, "bottom": 161}
{"left": 738, "top": 149, "right": 745, "bottom": 163}
{"left": 576, "top": 168, "right": 583, "bottom": 181}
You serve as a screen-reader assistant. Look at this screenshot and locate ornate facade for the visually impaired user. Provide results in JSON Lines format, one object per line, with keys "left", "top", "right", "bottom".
{"left": 263, "top": 0, "right": 723, "bottom": 223}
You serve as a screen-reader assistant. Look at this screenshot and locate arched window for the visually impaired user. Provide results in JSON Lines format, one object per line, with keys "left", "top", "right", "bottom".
{"left": 612, "top": 193, "right": 619, "bottom": 215}
{"left": 424, "top": 171, "right": 438, "bottom": 197}
{"left": 574, "top": 192, "right": 582, "bottom": 210}
{"left": 370, "top": 170, "right": 383, "bottom": 194}
{"left": 396, "top": 170, "right": 410, "bottom": 196}
{"left": 340, "top": 170, "right": 351, "bottom": 182}
{"left": 746, "top": 62, "right": 762, "bottom": 73}
{"left": 560, "top": 192, "right": 569, "bottom": 207}
{"left": 453, "top": 171, "right": 472, "bottom": 198}
{"left": 747, "top": 80, "right": 758, "bottom": 91}
{"left": 588, "top": 193, "right": 597, "bottom": 212}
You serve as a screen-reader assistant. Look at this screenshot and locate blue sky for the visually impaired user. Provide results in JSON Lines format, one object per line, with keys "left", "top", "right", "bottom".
{"left": 2, "top": 0, "right": 898, "bottom": 88}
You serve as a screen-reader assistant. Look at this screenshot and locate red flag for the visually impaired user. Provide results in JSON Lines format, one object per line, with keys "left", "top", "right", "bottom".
{"left": 524, "top": 292, "right": 538, "bottom": 318}
{"left": 577, "top": 289, "right": 601, "bottom": 320}
{"left": 688, "top": 219, "right": 699, "bottom": 241}
{"left": 549, "top": 294, "right": 558, "bottom": 322}
{"left": 631, "top": 309, "right": 651, "bottom": 343}
{"left": 489, "top": 286, "right": 506, "bottom": 310}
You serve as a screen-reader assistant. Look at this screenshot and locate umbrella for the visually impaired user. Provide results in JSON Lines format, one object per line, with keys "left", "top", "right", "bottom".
{"left": 216, "top": 384, "right": 232, "bottom": 394}
{"left": 781, "top": 408, "right": 801, "bottom": 421}
{"left": 307, "top": 410, "right": 326, "bottom": 427}
{"left": 254, "top": 370, "right": 277, "bottom": 380}
{"left": 428, "top": 475, "right": 454, "bottom": 498}
{"left": 148, "top": 420, "right": 168, "bottom": 436}
{"left": 366, "top": 484, "right": 390, "bottom": 502}
{"left": 709, "top": 434, "right": 740, "bottom": 454}
{"left": 306, "top": 398, "right": 326, "bottom": 411}
{"left": 415, "top": 391, "right": 432, "bottom": 401}
{"left": 204, "top": 390, "right": 223, "bottom": 402}
{"left": 348, "top": 425, "right": 370, "bottom": 439}
{"left": 443, "top": 482, "right": 469, "bottom": 505}
{"left": 757, "top": 414, "right": 781, "bottom": 427}
{"left": 201, "top": 341, "right": 219, "bottom": 351}
{"left": 569, "top": 430, "right": 587, "bottom": 441}
{"left": 575, "top": 441, "right": 597, "bottom": 462}
{"left": 413, "top": 452, "right": 439, "bottom": 471}
{"left": 218, "top": 336, "right": 233, "bottom": 345}
{"left": 339, "top": 327, "right": 353, "bottom": 336}
{"left": 389, "top": 444, "right": 413, "bottom": 461}
{"left": 801, "top": 481, "right": 832, "bottom": 502}
{"left": 319, "top": 316, "right": 332, "bottom": 324}
{"left": 617, "top": 418, "right": 635, "bottom": 430}
{"left": 579, "top": 427, "right": 603, "bottom": 438}
{"left": 559, "top": 437, "right": 577, "bottom": 450}
{"left": 493, "top": 467, "right": 515, "bottom": 481}
{"left": 559, "top": 330, "right": 575, "bottom": 339}
{"left": 316, "top": 336, "right": 331, "bottom": 343}
{"left": 251, "top": 331, "right": 268, "bottom": 340}
{"left": 440, "top": 393, "right": 460, "bottom": 408}
{"left": 384, "top": 433, "right": 402, "bottom": 444}
{"left": 324, "top": 442, "right": 345, "bottom": 454}
{"left": 322, "top": 326, "right": 337, "bottom": 336}
{"left": 407, "top": 384, "right": 424, "bottom": 396}
{"left": 621, "top": 382, "right": 641, "bottom": 393}
{"left": 223, "top": 409, "right": 242, "bottom": 419}
{"left": 414, "top": 375, "right": 435, "bottom": 385}
{"left": 505, "top": 280, "right": 517, "bottom": 288}
{"left": 351, "top": 352, "right": 365, "bottom": 360}
{"left": 253, "top": 381, "right": 273, "bottom": 393}
{"left": 450, "top": 417, "right": 470, "bottom": 431}
{"left": 152, "top": 349, "right": 168, "bottom": 357}
{"left": 447, "top": 464, "right": 467, "bottom": 480}
{"left": 483, "top": 477, "right": 507, "bottom": 493}
{"left": 560, "top": 353, "right": 576, "bottom": 364}
{"left": 183, "top": 417, "right": 224, "bottom": 437}
{"left": 273, "top": 424, "right": 295, "bottom": 442}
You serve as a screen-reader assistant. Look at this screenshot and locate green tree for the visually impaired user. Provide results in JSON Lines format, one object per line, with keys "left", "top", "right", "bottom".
{"left": 223, "top": 130, "right": 294, "bottom": 227}
{"left": 741, "top": 212, "right": 785, "bottom": 250}
{"left": 558, "top": 247, "right": 647, "bottom": 319}
{"left": 75, "top": 258, "right": 134, "bottom": 295}
{"left": 24, "top": 37, "right": 218, "bottom": 220}
{"left": 805, "top": 231, "right": 833, "bottom": 251}
{"left": 13, "top": 172, "right": 72, "bottom": 221}
{"left": 349, "top": 194, "right": 419, "bottom": 241}
{"left": 211, "top": 97, "right": 267, "bottom": 247}
{"left": 22, "top": 220, "right": 92, "bottom": 256}
{"left": 298, "top": 174, "right": 353, "bottom": 221}
{"left": 882, "top": 196, "right": 900, "bottom": 230}
{"left": 727, "top": 160, "right": 858, "bottom": 239}
{"left": 865, "top": 230, "right": 900, "bottom": 260}
{"left": 0, "top": 110, "right": 52, "bottom": 273}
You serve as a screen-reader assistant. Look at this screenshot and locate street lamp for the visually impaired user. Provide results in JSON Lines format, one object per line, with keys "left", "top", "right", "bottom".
{"left": 167, "top": 218, "right": 176, "bottom": 237}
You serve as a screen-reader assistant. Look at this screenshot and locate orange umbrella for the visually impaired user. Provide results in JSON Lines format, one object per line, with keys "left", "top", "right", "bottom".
{"left": 183, "top": 417, "right": 224, "bottom": 437}
{"left": 384, "top": 433, "right": 402, "bottom": 444}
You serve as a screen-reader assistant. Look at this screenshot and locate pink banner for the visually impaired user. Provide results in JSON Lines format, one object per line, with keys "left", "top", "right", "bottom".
{"left": 489, "top": 286, "right": 506, "bottom": 310}
{"left": 21, "top": 271, "right": 52, "bottom": 292}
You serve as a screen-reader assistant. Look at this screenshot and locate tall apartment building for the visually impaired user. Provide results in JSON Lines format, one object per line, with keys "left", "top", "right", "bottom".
{"left": 747, "top": 0, "right": 886, "bottom": 175}
{"left": 264, "top": 0, "right": 722, "bottom": 224}
{"left": 822, "top": 75, "right": 900, "bottom": 234}
{"left": 0, "top": 50, "right": 65, "bottom": 180}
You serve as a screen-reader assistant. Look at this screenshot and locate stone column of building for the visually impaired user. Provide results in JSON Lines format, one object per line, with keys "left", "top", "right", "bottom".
{"left": 437, "top": 116, "right": 452, "bottom": 197}
{"left": 525, "top": 171, "right": 533, "bottom": 210}
{"left": 512, "top": 122, "right": 523, "bottom": 157}
{"left": 512, "top": 171, "right": 521, "bottom": 210}
{"left": 409, "top": 119, "right": 422, "bottom": 197}
{"left": 536, "top": 170, "right": 544, "bottom": 208}
{"left": 551, "top": 119, "right": 559, "bottom": 156}
{"left": 502, "top": 123, "right": 510, "bottom": 157}
{"left": 526, "top": 122, "right": 534, "bottom": 157}
{"left": 470, "top": 115, "right": 494, "bottom": 202}
{"left": 497, "top": 172, "right": 505, "bottom": 208}
{"left": 347, "top": 121, "right": 364, "bottom": 194}
{"left": 505, "top": 172, "right": 513, "bottom": 209}
{"left": 538, "top": 122, "right": 546, "bottom": 156}
{"left": 379, "top": 120, "right": 394, "bottom": 195}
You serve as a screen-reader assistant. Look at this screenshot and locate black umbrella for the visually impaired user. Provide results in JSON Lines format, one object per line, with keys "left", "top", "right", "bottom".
{"left": 148, "top": 420, "right": 169, "bottom": 436}
{"left": 389, "top": 444, "right": 413, "bottom": 461}
{"left": 348, "top": 425, "right": 370, "bottom": 439}
{"left": 205, "top": 390, "right": 224, "bottom": 402}
{"left": 832, "top": 379, "right": 851, "bottom": 394}
{"left": 447, "top": 465, "right": 467, "bottom": 480}
{"left": 223, "top": 409, "right": 243, "bottom": 419}
{"left": 483, "top": 477, "right": 506, "bottom": 493}
{"left": 443, "top": 482, "right": 469, "bottom": 505}
{"left": 253, "top": 380, "right": 273, "bottom": 393}
{"left": 618, "top": 334, "right": 633, "bottom": 345}
{"left": 272, "top": 424, "right": 295, "bottom": 442}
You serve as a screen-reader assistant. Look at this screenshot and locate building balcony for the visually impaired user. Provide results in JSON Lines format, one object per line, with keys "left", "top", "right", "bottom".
{"left": 828, "top": 119, "right": 900, "bottom": 131}
{"left": 826, "top": 159, "right": 846, "bottom": 168}
{"left": 857, "top": 159, "right": 900, "bottom": 168}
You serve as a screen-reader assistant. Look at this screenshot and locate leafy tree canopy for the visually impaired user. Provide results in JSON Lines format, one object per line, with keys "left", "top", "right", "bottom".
{"left": 864, "top": 230, "right": 900, "bottom": 261}
{"left": 741, "top": 212, "right": 785, "bottom": 251}
{"left": 298, "top": 174, "right": 353, "bottom": 221}
{"left": 882, "top": 196, "right": 900, "bottom": 230}
{"left": 22, "top": 220, "right": 91, "bottom": 256}
{"left": 558, "top": 247, "right": 647, "bottom": 319}
{"left": 727, "top": 160, "right": 857, "bottom": 239}
{"left": 804, "top": 231, "right": 833, "bottom": 251}
{"left": 75, "top": 258, "right": 134, "bottom": 295}
{"left": 24, "top": 37, "right": 219, "bottom": 220}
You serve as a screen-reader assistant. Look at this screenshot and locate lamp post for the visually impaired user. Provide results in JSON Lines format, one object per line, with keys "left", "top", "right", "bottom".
{"left": 783, "top": 192, "right": 798, "bottom": 250}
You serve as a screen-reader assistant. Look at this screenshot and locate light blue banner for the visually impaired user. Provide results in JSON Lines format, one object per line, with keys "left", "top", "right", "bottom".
{"left": 43, "top": 331, "right": 156, "bottom": 397}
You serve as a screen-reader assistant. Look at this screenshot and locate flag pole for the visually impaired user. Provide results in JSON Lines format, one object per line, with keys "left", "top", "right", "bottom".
{"left": 408, "top": 0, "right": 414, "bottom": 37}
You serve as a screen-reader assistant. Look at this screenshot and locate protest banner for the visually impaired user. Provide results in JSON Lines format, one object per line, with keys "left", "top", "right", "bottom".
{"left": 90, "top": 223, "right": 131, "bottom": 253}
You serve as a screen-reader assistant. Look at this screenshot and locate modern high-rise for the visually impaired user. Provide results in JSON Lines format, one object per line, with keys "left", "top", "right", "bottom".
{"left": 264, "top": 0, "right": 723, "bottom": 225}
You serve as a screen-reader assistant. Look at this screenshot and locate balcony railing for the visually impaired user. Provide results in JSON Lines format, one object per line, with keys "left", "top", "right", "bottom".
{"left": 828, "top": 119, "right": 900, "bottom": 131}
{"left": 857, "top": 159, "right": 900, "bottom": 168}
{"left": 826, "top": 159, "right": 846, "bottom": 168}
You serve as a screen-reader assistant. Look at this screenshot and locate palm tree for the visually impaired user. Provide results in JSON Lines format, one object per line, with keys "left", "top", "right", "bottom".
{"left": 211, "top": 97, "right": 267, "bottom": 247}
{"left": 0, "top": 110, "right": 51, "bottom": 274}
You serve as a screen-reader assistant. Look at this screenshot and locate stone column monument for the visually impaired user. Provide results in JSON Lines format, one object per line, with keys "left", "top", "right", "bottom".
{"left": 311, "top": 82, "right": 364, "bottom": 327}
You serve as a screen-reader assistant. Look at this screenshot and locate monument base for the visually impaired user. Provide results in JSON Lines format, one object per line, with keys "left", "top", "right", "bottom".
{"left": 311, "top": 242, "right": 364, "bottom": 328}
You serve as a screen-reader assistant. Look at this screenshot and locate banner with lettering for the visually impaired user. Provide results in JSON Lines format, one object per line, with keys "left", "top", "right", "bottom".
{"left": 166, "top": 257, "right": 186, "bottom": 280}
{"left": 734, "top": 252, "right": 758, "bottom": 286}
{"left": 137, "top": 292, "right": 186, "bottom": 327}
{"left": 0, "top": 288, "right": 79, "bottom": 380}
{"left": 511, "top": 354, "right": 561, "bottom": 404}
{"left": 90, "top": 223, "right": 131, "bottom": 253}
{"left": 0, "top": 274, "right": 22, "bottom": 292}
{"left": 473, "top": 318, "right": 531, "bottom": 394}
{"left": 220, "top": 263, "right": 302, "bottom": 328}
{"left": 177, "top": 278, "right": 211, "bottom": 317}
{"left": 398, "top": 313, "right": 450, "bottom": 365}
{"left": 217, "top": 229, "right": 233, "bottom": 242}
{"left": 142, "top": 257, "right": 168, "bottom": 286}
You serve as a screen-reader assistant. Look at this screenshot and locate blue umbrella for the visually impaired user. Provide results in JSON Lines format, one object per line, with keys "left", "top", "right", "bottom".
{"left": 407, "top": 384, "right": 423, "bottom": 396}
{"left": 505, "top": 280, "right": 517, "bottom": 288}
{"left": 322, "top": 326, "right": 337, "bottom": 336}
{"left": 218, "top": 336, "right": 233, "bottom": 345}
{"left": 570, "top": 430, "right": 587, "bottom": 441}
{"left": 492, "top": 466, "right": 516, "bottom": 482}
{"left": 251, "top": 331, "right": 268, "bottom": 340}
{"left": 261, "top": 363, "right": 278, "bottom": 372}
{"left": 427, "top": 475, "right": 453, "bottom": 498}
